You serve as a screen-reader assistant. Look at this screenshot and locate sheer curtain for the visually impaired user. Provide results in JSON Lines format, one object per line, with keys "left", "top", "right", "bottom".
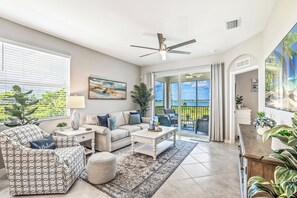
{"left": 210, "top": 63, "right": 225, "bottom": 142}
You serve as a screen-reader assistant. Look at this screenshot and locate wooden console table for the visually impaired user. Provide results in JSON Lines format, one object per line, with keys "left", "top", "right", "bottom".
{"left": 238, "top": 124, "right": 282, "bottom": 198}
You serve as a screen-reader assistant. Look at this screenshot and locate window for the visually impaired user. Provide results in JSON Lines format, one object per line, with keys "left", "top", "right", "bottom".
{"left": 154, "top": 80, "right": 165, "bottom": 115}
{"left": 0, "top": 41, "right": 70, "bottom": 122}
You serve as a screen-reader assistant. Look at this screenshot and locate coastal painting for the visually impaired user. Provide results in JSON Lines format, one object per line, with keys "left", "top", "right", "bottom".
{"left": 265, "top": 23, "right": 297, "bottom": 112}
{"left": 88, "top": 77, "right": 127, "bottom": 100}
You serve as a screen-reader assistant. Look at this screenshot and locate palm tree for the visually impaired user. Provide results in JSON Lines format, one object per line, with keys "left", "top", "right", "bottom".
{"left": 131, "top": 83, "right": 154, "bottom": 116}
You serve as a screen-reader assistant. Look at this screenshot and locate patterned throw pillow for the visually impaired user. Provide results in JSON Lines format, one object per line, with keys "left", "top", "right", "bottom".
{"left": 108, "top": 116, "right": 117, "bottom": 130}
{"left": 130, "top": 114, "right": 141, "bottom": 125}
{"left": 30, "top": 135, "right": 56, "bottom": 149}
{"left": 97, "top": 114, "right": 109, "bottom": 127}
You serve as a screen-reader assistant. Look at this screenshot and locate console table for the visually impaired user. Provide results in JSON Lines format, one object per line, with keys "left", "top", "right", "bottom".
{"left": 238, "top": 124, "right": 282, "bottom": 198}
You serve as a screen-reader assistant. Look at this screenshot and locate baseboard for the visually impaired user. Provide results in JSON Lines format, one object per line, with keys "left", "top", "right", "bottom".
{"left": 224, "top": 139, "right": 232, "bottom": 144}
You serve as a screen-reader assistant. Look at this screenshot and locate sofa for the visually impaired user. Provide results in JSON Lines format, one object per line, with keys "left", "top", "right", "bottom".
{"left": 0, "top": 125, "right": 86, "bottom": 196}
{"left": 82, "top": 110, "right": 150, "bottom": 152}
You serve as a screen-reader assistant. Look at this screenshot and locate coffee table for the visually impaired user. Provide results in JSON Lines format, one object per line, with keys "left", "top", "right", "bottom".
{"left": 131, "top": 126, "right": 176, "bottom": 160}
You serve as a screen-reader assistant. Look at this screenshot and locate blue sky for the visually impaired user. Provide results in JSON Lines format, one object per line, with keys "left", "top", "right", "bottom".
{"left": 155, "top": 80, "right": 210, "bottom": 101}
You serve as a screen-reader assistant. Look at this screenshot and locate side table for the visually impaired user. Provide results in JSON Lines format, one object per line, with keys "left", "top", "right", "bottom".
{"left": 54, "top": 127, "right": 95, "bottom": 155}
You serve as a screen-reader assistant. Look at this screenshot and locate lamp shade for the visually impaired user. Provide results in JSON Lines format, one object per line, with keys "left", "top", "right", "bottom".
{"left": 69, "top": 96, "right": 85, "bottom": 109}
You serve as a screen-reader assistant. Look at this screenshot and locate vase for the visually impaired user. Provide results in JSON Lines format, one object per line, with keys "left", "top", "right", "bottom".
{"left": 237, "top": 104, "right": 242, "bottom": 109}
{"left": 256, "top": 126, "right": 270, "bottom": 136}
{"left": 271, "top": 137, "right": 290, "bottom": 151}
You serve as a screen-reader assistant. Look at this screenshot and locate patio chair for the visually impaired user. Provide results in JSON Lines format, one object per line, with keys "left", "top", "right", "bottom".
{"left": 195, "top": 115, "right": 209, "bottom": 134}
{"left": 0, "top": 124, "right": 86, "bottom": 196}
{"left": 163, "top": 108, "right": 178, "bottom": 126}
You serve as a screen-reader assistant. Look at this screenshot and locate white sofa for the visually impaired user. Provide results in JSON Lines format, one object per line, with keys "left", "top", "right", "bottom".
{"left": 82, "top": 110, "right": 150, "bottom": 152}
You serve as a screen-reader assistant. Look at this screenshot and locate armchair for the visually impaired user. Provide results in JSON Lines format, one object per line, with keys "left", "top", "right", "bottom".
{"left": 195, "top": 115, "right": 209, "bottom": 134}
{"left": 163, "top": 108, "right": 178, "bottom": 126}
{"left": 0, "top": 125, "right": 86, "bottom": 196}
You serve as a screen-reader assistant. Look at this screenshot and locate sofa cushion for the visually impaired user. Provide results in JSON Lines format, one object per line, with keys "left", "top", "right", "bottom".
{"left": 98, "top": 114, "right": 109, "bottom": 127}
{"left": 109, "top": 112, "right": 126, "bottom": 127}
{"left": 118, "top": 125, "right": 141, "bottom": 133}
{"left": 110, "top": 129, "right": 129, "bottom": 142}
{"left": 85, "top": 115, "right": 99, "bottom": 125}
{"left": 122, "top": 110, "right": 137, "bottom": 125}
{"left": 30, "top": 135, "right": 56, "bottom": 149}
{"left": 130, "top": 112, "right": 142, "bottom": 123}
{"left": 108, "top": 116, "right": 117, "bottom": 130}
{"left": 135, "top": 123, "right": 149, "bottom": 130}
{"left": 129, "top": 114, "right": 141, "bottom": 125}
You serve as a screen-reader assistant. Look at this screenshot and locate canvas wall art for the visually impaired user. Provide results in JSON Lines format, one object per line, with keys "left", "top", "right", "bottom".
{"left": 88, "top": 77, "right": 127, "bottom": 100}
{"left": 265, "top": 23, "right": 297, "bottom": 112}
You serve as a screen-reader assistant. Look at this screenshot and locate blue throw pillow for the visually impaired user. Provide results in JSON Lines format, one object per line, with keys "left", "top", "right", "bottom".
{"left": 97, "top": 114, "right": 109, "bottom": 127}
{"left": 130, "top": 111, "right": 142, "bottom": 123}
{"left": 130, "top": 114, "right": 141, "bottom": 125}
{"left": 108, "top": 116, "right": 117, "bottom": 130}
{"left": 30, "top": 135, "right": 56, "bottom": 149}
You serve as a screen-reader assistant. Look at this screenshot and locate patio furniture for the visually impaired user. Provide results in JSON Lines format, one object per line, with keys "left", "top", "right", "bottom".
{"left": 181, "top": 118, "right": 195, "bottom": 131}
{"left": 163, "top": 108, "right": 178, "bottom": 126}
{"left": 195, "top": 115, "right": 209, "bottom": 134}
{"left": 0, "top": 124, "right": 86, "bottom": 196}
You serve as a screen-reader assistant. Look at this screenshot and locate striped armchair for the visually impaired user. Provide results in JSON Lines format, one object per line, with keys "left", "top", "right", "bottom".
{"left": 0, "top": 125, "right": 86, "bottom": 196}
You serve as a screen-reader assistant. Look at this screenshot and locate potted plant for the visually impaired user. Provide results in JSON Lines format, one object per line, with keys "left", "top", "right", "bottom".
{"left": 131, "top": 83, "right": 154, "bottom": 116}
{"left": 4, "top": 85, "right": 39, "bottom": 127}
{"left": 236, "top": 95, "right": 243, "bottom": 109}
{"left": 56, "top": 122, "right": 67, "bottom": 131}
{"left": 253, "top": 112, "right": 276, "bottom": 135}
{"left": 248, "top": 114, "right": 297, "bottom": 197}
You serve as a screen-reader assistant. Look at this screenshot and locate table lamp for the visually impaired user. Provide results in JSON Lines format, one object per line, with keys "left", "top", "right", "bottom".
{"left": 69, "top": 96, "right": 85, "bottom": 130}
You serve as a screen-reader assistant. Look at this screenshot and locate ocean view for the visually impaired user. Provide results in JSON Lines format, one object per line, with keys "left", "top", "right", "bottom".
{"left": 155, "top": 100, "right": 209, "bottom": 107}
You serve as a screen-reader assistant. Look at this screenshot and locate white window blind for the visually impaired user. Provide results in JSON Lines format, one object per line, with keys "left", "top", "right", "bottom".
{"left": 0, "top": 41, "right": 70, "bottom": 122}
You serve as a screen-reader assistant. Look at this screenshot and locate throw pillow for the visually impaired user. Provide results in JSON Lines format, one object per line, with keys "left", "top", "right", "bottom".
{"left": 108, "top": 116, "right": 117, "bottom": 130}
{"left": 130, "top": 114, "right": 141, "bottom": 125}
{"left": 130, "top": 111, "right": 142, "bottom": 123}
{"left": 97, "top": 114, "right": 109, "bottom": 127}
{"left": 30, "top": 135, "right": 56, "bottom": 149}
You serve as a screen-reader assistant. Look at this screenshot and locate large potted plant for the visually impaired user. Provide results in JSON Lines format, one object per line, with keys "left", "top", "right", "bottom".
{"left": 253, "top": 112, "right": 276, "bottom": 135}
{"left": 130, "top": 83, "right": 154, "bottom": 116}
{"left": 248, "top": 114, "right": 297, "bottom": 197}
{"left": 236, "top": 95, "right": 243, "bottom": 109}
{"left": 4, "top": 85, "right": 39, "bottom": 127}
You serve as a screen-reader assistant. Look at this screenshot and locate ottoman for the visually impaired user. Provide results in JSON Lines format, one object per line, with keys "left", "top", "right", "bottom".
{"left": 87, "top": 152, "right": 117, "bottom": 184}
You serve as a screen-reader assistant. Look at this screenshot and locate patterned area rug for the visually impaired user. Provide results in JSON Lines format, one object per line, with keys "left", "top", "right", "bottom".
{"left": 80, "top": 140, "right": 197, "bottom": 198}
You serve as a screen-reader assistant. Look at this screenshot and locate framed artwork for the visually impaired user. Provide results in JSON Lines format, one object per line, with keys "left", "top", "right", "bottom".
{"left": 251, "top": 79, "right": 258, "bottom": 92}
{"left": 88, "top": 77, "right": 127, "bottom": 100}
{"left": 265, "top": 23, "right": 297, "bottom": 112}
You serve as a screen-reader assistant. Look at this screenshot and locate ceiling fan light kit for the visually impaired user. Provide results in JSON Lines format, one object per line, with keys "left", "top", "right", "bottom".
{"left": 131, "top": 33, "right": 196, "bottom": 61}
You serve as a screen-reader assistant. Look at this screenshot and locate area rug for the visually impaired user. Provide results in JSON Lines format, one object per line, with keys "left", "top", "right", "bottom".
{"left": 80, "top": 140, "right": 197, "bottom": 198}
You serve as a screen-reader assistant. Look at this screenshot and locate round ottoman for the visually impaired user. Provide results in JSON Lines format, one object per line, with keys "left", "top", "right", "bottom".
{"left": 87, "top": 152, "right": 117, "bottom": 184}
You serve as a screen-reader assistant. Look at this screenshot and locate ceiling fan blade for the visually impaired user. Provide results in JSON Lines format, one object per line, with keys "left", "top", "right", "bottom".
{"left": 139, "top": 52, "right": 157, "bottom": 57}
{"left": 130, "top": 45, "right": 159, "bottom": 51}
{"left": 167, "top": 39, "right": 196, "bottom": 50}
{"left": 157, "top": 33, "right": 164, "bottom": 49}
{"left": 167, "top": 50, "right": 191, "bottom": 55}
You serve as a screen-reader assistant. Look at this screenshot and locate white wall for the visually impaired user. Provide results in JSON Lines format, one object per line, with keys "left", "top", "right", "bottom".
{"left": 236, "top": 70, "right": 259, "bottom": 122}
{"left": 0, "top": 18, "right": 140, "bottom": 168}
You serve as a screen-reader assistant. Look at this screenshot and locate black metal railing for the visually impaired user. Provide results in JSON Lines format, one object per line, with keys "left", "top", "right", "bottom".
{"left": 155, "top": 105, "right": 209, "bottom": 120}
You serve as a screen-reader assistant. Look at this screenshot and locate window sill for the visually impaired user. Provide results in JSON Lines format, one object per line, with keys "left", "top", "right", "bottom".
{"left": 0, "top": 116, "right": 70, "bottom": 126}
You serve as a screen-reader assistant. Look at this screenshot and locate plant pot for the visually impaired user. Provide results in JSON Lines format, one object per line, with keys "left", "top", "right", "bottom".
{"left": 271, "top": 137, "right": 290, "bottom": 151}
{"left": 237, "top": 104, "right": 242, "bottom": 109}
{"left": 256, "top": 126, "right": 270, "bottom": 136}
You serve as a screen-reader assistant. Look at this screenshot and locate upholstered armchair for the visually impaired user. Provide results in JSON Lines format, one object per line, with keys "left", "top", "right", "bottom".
{"left": 163, "top": 108, "right": 178, "bottom": 126}
{"left": 195, "top": 115, "right": 209, "bottom": 134}
{"left": 0, "top": 125, "right": 86, "bottom": 196}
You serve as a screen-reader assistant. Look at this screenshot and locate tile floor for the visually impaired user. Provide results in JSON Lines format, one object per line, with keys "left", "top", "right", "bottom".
{"left": 0, "top": 138, "right": 240, "bottom": 198}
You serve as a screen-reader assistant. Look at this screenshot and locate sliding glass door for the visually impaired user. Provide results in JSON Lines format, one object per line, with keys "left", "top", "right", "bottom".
{"left": 154, "top": 71, "right": 210, "bottom": 138}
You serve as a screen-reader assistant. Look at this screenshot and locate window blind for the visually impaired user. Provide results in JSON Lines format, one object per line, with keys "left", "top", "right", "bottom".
{"left": 0, "top": 41, "right": 70, "bottom": 122}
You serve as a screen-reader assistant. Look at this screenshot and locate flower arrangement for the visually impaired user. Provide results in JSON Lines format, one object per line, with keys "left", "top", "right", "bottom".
{"left": 253, "top": 112, "right": 276, "bottom": 128}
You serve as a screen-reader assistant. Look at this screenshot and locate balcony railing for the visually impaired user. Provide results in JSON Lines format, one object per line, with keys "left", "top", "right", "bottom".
{"left": 155, "top": 105, "right": 209, "bottom": 120}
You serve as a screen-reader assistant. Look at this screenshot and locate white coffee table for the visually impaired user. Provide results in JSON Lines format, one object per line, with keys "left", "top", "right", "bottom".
{"left": 131, "top": 126, "right": 176, "bottom": 160}
{"left": 54, "top": 127, "right": 95, "bottom": 155}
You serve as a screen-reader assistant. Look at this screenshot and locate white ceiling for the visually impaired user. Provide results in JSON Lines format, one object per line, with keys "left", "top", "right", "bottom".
{"left": 0, "top": 0, "right": 276, "bottom": 66}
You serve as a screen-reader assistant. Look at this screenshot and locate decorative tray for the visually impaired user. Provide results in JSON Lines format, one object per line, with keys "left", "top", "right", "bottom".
{"left": 148, "top": 127, "right": 162, "bottom": 132}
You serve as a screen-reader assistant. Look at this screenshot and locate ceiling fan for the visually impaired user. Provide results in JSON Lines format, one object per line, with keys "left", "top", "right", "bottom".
{"left": 130, "top": 33, "right": 196, "bottom": 61}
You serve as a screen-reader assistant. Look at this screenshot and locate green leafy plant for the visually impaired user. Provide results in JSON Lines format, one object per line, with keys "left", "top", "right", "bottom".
{"left": 253, "top": 112, "right": 276, "bottom": 129}
{"left": 131, "top": 83, "right": 154, "bottom": 116}
{"left": 56, "top": 122, "right": 67, "bottom": 128}
{"left": 236, "top": 95, "right": 243, "bottom": 105}
{"left": 4, "top": 85, "right": 39, "bottom": 127}
{"left": 248, "top": 113, "right": 297, "bottom": 198}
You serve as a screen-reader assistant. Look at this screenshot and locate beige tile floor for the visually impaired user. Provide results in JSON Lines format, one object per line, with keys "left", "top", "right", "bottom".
{"left": 0, "top": 138, "right": 240, "bottom": 198}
